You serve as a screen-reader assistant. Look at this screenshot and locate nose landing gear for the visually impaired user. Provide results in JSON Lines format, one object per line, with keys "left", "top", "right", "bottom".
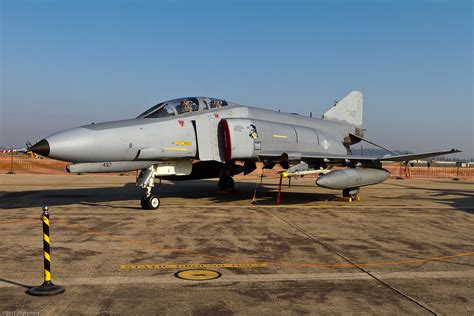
{"left": 137, "top": 167, "right": 161, "bottom": 210}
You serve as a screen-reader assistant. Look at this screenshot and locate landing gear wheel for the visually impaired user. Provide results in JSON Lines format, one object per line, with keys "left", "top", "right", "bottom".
{"left": 141, "top": 196, "right": 147, "bottom": 209}
{"left": 141, "top": 195, "right": 160, "bottom": 210}
{"left": 227, "top": 177, "right": 235, "bottom": 190}
{"left": 218, "top": 175, "right": 235, "bottom": 190}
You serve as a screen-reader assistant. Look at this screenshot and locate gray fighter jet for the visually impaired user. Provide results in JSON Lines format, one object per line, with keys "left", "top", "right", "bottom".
{"left": 29, "top": 91, "right": 460, "bottom": 209}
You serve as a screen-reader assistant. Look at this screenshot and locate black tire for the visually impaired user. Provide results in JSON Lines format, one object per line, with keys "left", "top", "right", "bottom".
{"left": 146, "top": 195, "right": 160, "bottom": 210}
{"left": 227, "top": 177, "right": 235, "bottom": 190}
{"left": 218, "top": 175, "right": 234, "bottom": 190}
{"left": 140, "top": 196, "right": 148, "bottom": 209}
{"left": 141, "top": 195, "right": 160, "bottom": 210}
{"left": 217, "top": 177, "right": 226, "bottom": 190}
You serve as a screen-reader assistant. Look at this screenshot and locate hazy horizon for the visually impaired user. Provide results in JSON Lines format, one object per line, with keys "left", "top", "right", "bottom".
{"left": 1, "top": 0, "right": 472, "bottom": 159}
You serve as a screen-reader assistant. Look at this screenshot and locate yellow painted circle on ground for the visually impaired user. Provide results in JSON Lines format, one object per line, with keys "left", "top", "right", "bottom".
{"left": 174, "top": 269, "right": 222, "bottom": 281}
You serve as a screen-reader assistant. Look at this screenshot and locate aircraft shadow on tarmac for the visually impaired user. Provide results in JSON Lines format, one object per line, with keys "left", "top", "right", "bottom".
{"left": 383, "top": 182, "right": 474, "bottom": 214}
{"left": 1, "top": 179, "right": 472, "bottom": 213}
{"left": 0, "top": 179, "right": 336, "bottom": 210}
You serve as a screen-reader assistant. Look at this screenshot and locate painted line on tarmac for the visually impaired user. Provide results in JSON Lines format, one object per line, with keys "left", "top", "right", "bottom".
{"left": 121, "top": 263, "right": 268, "bottom": 269}
{"left": 151, "top": 204, "right": 470, "bottom": 210}
{"left": 1, "top": 270, "right": 472, "bottom": 288}
{"left": 58, "top": 220, "right": 474, "bottom": 269}
{"left": 0, "top": 204, "right": 467, "bottom": 212}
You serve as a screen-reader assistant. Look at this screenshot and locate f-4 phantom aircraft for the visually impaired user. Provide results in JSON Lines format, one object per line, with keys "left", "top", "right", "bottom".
{"left": 29, "top": 91, "right": 460, "bottom": 209}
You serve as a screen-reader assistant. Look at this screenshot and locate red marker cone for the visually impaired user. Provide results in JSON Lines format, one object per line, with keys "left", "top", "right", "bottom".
{"left": 251, "top": 188, "right": 257, "bottom": 205}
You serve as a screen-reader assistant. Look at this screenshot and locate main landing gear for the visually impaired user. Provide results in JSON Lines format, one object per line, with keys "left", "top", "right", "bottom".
{"left": 137, "top": 167, "right": 161, "bottom": 210}
{"left": 217, "top": 164, "right": 236, "bottom": 191}
{"left": 218, "top": 174, "right": 235, "bottom": 190}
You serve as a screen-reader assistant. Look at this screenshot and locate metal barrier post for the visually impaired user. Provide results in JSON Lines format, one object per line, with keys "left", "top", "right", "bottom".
{"left": 7, "top": 154, "right": 15, "bottom": 174}
{"left": 27, "top": 206, "right": 65, "bottom": 296}
{"left": 453, "top": 162, "right": 461, "bottom": 181}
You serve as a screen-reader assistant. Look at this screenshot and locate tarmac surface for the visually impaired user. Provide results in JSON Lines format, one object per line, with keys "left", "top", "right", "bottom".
{"left": 0, "top": 174, "right": 473, "bottom": 315}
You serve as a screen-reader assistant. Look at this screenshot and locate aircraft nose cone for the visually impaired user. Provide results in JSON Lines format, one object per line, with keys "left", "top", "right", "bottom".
{"left": 29, "top": 139, "right": 50, "bottom": 157}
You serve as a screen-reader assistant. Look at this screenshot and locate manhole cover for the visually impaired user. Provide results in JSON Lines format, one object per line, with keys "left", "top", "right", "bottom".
{"left": 174, "top": 269, "right": 222, "bottom": 281}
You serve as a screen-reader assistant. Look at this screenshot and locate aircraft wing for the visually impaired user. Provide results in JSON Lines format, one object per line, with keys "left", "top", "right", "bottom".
{"left": 258, "top": 148, "right": 461, "bottom": 164}
{"left": 377, "top": 149, "right": 462, "bottom": 162}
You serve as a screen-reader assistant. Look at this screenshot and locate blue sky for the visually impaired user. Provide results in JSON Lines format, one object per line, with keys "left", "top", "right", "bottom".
{"left": 1, "top": 0, "right": 472, "bottom": 158}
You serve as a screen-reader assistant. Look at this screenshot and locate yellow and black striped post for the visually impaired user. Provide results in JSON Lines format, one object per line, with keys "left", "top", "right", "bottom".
{"left": 28, "top": 206, "right": 65, "bottom": 296}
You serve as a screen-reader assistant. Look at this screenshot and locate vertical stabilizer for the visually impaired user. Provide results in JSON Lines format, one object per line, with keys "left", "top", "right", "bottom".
{"left": 322, "top": 91, "right": 363, "bottom": 126}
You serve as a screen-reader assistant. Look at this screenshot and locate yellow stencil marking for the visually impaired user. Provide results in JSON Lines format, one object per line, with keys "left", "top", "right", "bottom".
{"left": 272, "top": 134, "right": 288, "bottom": 139}
{"left": 164, "top": 147, "right": 188, "bottom": 151}
{"left": 121, "top": 263, "right": 268, "bottom": 270}
{"left": 175, "top": 141, "right": 192, "bottom": 146}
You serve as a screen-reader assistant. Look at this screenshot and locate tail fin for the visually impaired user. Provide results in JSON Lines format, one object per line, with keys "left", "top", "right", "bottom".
{"left": 322, "top": 91, "right": 363, "bottom": 126}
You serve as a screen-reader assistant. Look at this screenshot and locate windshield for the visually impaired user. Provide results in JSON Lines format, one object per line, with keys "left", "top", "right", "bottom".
{"left": 137, "top": 102, "right": 164, "bottom": 118}
{"left": 143, "top": 103, "right": 177, "bottom": 118}
{"left": 137, "top": 97, "right": 228, "bottom": 118}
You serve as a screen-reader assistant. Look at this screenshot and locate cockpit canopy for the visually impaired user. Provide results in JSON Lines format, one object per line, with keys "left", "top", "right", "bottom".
{"left": 137, "top": 97, "right": 229, "bottom": 118}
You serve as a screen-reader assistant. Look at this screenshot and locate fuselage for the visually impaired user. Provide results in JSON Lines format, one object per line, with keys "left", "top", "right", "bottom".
{"left": 31, "top": 97, "right": 359, "bottom": 164}
{"left": 27, "top": 93, "right": 459, "bottom": 209}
